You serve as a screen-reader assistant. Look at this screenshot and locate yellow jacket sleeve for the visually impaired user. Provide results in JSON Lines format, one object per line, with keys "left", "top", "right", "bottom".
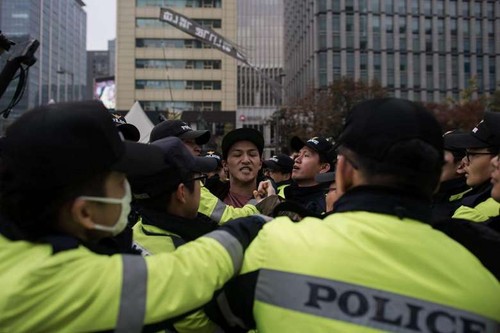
{"left": 199, "top": 185, "right": 259, "bottom": 224}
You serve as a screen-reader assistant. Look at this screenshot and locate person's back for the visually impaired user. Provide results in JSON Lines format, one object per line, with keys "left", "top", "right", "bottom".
{"left": 204, "top": 98, "right": 500, "bottom": 332}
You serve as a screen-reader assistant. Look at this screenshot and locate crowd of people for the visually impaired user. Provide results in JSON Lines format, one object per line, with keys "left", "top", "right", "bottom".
{"left": 0, "top": 97, "right": 498, "bottom": 332}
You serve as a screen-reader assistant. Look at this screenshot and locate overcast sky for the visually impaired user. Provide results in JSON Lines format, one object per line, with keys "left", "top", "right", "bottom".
{"left": 85, "top": 0, "right": 117, "bottom": 51}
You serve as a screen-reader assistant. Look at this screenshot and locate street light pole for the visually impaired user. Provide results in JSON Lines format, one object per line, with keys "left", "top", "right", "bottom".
{"left": 56, "top": 67, "right": 75, "bottom": 101}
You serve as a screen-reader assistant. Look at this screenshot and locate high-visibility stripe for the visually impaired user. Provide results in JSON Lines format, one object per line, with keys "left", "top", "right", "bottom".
{"left": 205, "top": 230, "right": 243, "bottom": 274}
{"left": 255, "top": 269, "right": 499, "bottom": 332}
{"left": 116, "top": 255, "right": 148, "bottom": 333}
{"left": 210, "top": 199, "right": 226, "bottom": 222}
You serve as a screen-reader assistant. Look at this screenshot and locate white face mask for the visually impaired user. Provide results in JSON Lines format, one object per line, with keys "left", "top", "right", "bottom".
{"left": 79, "top": 180, "right": 132, "bottom": 236}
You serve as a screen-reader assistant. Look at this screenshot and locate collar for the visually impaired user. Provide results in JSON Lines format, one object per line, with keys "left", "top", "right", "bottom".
{"left": 139, "top": 208, "right": 218, "bottom": 241}
{"left": 0, "top": 214, "right": 80, "bottom": 254}
{"left": 333, "top": 185, "right": 433, "bottom": 223}
{"left": 276, "top": 179, "right": 293, "bottom": 187}
{"left": 284, "top": 182, "right": 329, "bottom": 197}
{"left": 460, "top": 181, "right": 493, "bottom": 207}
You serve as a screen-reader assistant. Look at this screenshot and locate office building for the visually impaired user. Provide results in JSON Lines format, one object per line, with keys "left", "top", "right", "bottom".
{"left": 237, "top": 0, "right": 283, "bottom": 155}
{"left": 0, "top": 0, "right": 86, "bottom": 122}
{"left": 86, "top": 50, "right": 111, "bottom": 99}
{"left": 116, "top": 0, "right": 238, "bottom": 140}
{"left": 284, "top": 0, "right": 500, "bottom": 103}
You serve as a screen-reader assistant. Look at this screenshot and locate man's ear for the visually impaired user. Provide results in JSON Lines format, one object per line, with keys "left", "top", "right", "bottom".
{"left": 318, "top": 162, "right": 331, "bottom": 174}
{"left": 335, "top": 155, "right": 354, "bottom": 197}
{"left": 70, "top": 198, "right": 96, "bottom": 230}
{"left": 175, "top": 183, "right": 187, "bottom": 204}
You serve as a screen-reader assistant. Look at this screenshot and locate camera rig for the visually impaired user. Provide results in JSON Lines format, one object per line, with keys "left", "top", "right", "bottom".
{"left": 0, "top": 31, "right": 39, "bottom": 118}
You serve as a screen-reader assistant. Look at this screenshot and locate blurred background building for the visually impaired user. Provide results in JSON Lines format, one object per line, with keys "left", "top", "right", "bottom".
{"left": 0, "top": 0, "right": 86, "bottom": 131}
{"left": 284, "top": 0, "right": 500, "bottom": 104}
{"left": 237, "top": 0, "right": 283, "bottom": 156}
{"left": 116, "top": 0, "right": 238, "bottom": 149}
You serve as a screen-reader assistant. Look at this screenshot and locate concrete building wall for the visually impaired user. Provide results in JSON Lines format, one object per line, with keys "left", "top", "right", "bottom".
{"left": 116, "top": 0, "right": 237, "bottom": 117}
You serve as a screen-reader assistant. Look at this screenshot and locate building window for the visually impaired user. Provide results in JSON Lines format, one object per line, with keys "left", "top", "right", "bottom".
{"left": 412, "top": 17, "right": 419, "bottom": 34}
{"left": 449, "top": 0, "right": 457, "bottom": 16}
{"left": 371, "top": 0, "right": 379, "bottom": 12}
{"left": 411, "top": 1, "right": 419, "bottom": 15}
{"left": 346, "top": 52, "right": 355, "bottom": 76}
{"left": 317, "top": 0, "right": 327, "bottom": 12}
{"left": 450, "top": 18, "right": 457, "bottom": 35}
{"left": 435, "top": 0, "right": 444, "bottom": 16}
{"left": 360, "top": 53, "right": 368, "bottom": 70}
{"left": 372, "top": 15, "right": 381, "bottom": 33}
{"left": 474, "top": 2, "right": 482, "bottom": 17}
{"left": 346, "top": 14, "right": 354, "bottom": 32}
{"left": 333, "top": 16, "right": 341, "bottom": 32}
{"left": 345, "top": 0, "right": 354, "bottom": 12}
{"left": 397, "top": 1, "right": 406, "bottom": 14}
{"left": 385, "top": 0, "right": 393, "bottom": 14}
{"left": 333, "top": 53, "right": 341, "bottom": 78}
{"left": 463, "top": 2, "right": 470, "bottom": 17}
{"left": 332, "top": 0, "right": 340, "bottom": 11}
{"left": 424, "top": 0, "right": 431, "bottom": 16}
{"left": 487, "top": 2, "right": 494, "bottom": 19}
{"left": 437, "top": 18, "right": 444, "bottom": 34}
{"left": 399, "top": 18, "right": 406, "bottom": 33}
{"left": 387, "top": 33, "right": 394, "bottom": 49}
{"left": 386, "top": 17, "right": 393, "bottom": 33}
{"left": 425, "top": 18, "right": 431, "bottom": 34}
{"left": 318, "top": 14, "right": 327, "bottom": 49}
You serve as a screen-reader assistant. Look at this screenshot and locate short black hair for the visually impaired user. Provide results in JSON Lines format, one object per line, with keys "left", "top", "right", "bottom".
{"left": 0, "top": 155, "right": 110, "bottom": 241}
{"left": 340, "top": 139, "right": 442, "bottom": 198}
{"left": 131, "top": 168, "right": 196, "bottom": 210}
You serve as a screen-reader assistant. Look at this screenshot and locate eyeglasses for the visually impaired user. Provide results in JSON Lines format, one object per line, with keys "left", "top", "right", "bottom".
{"left": 465, "top": 151, "right": 494, "bottom": 163}
{"left": 186, "top": 174, "right": 208, "bottom": 184}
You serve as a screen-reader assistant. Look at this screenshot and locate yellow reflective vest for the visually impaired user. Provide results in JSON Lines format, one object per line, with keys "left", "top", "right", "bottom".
{"left": 0, "top": 228, "right": 242, "bottom": 332}
{"left": 453, "top": 197, "right": 500, "bottom": 222}
{"left": 209, "top": 189, "right": 500, "bottom": 332}
{"left": 199, "top": 185, "right": 258, "bottom": 224}
{"left": 132, "top": 218, "right": 218, "bottom": 333}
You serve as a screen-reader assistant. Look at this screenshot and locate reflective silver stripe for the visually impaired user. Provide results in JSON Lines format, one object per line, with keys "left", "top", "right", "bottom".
{"left": 210, "top": 199, "right": 226, "bottom": 222}
{"left": 116, "top": 255, "right": 148, "bottom": 333}
{"left": 204, "top": 230, "right": 243, "bottom": 274}
{"left": 216, "top": 291, "right": 247, "bottom": 329}
{"left": 256, "top": 269, "right": 499, "bottom": 333}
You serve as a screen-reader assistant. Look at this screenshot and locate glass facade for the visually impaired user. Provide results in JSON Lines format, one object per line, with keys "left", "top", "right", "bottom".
{"left": 237, "top": 0, "right": 283, "bottom": 107}
{"left": 285, "top": 0, "right": 500, "bottom": 103}
{"left": 0, "top": 0, "right": 86, "bottom": 123}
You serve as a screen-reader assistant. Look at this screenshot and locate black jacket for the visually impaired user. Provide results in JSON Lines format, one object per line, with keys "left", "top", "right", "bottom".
{"left": 431, "top": 177, "right": 470, "bottom": 222}
{"left": 283, "top": 182, "right": 329, "bottom": 216}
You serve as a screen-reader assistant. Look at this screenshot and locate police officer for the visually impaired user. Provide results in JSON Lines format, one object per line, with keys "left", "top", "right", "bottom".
{"left": 130, "top": 137, "right": 219, "bottom": 255}
{"left": 446, "top": 113, "right": 500, "bottom": 222}
{"left": 262, "top": 153, "right": 294, "bottom": 196}
{"left": 129, "top": 137, "right": 226, "bottom": 332}
{"left": 0, "top": 101, "right": 264, "bottom": 331}
{"left": 204, "top": 98, "right": 500, "bottom": 332}
{"left": 431, "top": 130, "right": 471, "bottom": 221}
{"left": 149, "top": 120, "right": 261, "bottom": 223}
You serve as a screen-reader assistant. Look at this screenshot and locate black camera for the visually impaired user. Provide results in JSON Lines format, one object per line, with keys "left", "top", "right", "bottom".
{"left": 0, "top": 31, "right": 15, "bottom": 54}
